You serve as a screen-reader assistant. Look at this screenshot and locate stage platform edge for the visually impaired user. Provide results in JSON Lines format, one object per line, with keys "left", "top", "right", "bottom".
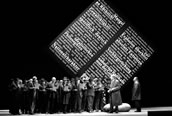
{"left": 0, "top": 107, "right": 171, "bottom": 116}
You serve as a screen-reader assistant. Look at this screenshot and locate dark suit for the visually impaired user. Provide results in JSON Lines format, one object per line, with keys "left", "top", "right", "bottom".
{"left": 47, "top": 82, "right": 57, "bottom": 113}
{"left": 74, "top": 81, "right": 83, "bottom": 112}
{"left": 58, "top": 85, "right": 63, "bottom": 112}
{"left": 109, "top": 79, "right": 122, "bottom": 112}
{"left": 87, "top": 81, "right": 95, "bottom": 112}
{"left": 94, "top": 82, "right": 104, "bottom": 111}
{"left": 63, "top": 82, "right": 72, "bottom": 113}
{"left": 69, "top": 83, "right": 77, "bottom": 112}
{"left": 132, "top": 81, "right": 141, "bottom": 112}
{"left": 21, "top": 82, "right": 29, "bottom": 114}
{"left": 38, "top": 82, "right": 47, "bottom": 113}
{"left": 81, "top": 82, "right": 87, "bottom": 111}
{"left": 8, "top": 80, "right": 19, "bottom": 115}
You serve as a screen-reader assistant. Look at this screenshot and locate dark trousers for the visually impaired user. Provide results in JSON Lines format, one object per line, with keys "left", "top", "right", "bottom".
{"left": 105, "top": 88, "right": 110, "bottom": 104}
{"left": 63, "top": 92, "right": 70, "bottom": 113}
{"left": 94, "top": 91, "right": 104, "bottom": 111}
{"left": 58, "top": 88, "right": 63, "bottom": 112}
{"left": 82, "top": 90, "right": 87, "bottom": 111}
{"left": 9, "top": 91, "right": 21, "bottom": 115}
{"left": 109, "top": 94, "right": 119, "bottom": 112}
{"left": 63, "top": 104, "right": 68, "bottom": 113}
{"left": 75, "top": 94, "right": 82, "bottom": 112}
{"left": 69, "top": 91, "right": 77, "bottom": 112}
{"left": 87, "top": 96, "right": 94, "bottom": 112}
{"left": 110, "top": 103, "right": 118, "bottom": 112}
{"left": 47, "top": 91, "right": 56, "bottom": 113}
{"left": 55, "top": 91, "right": 60, "bottom": 113}
{"left": 109, "top": 96, "right": 113, "bottom": 112}
{"left": 134, "top": 100, "right": 141, "bottom": 112}
{"left": 21, "top": 91, "right": 29, "bottom": 114}
{"left": 94, "top": 91, "right": 100, "bottom": 110}
{"left": 38, "top": 91, "right": 47, "bottom": 113}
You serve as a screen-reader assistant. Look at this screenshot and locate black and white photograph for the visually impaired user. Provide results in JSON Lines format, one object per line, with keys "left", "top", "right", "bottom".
{"left": 1, "top": 0, "right": 172, "bottom": 116}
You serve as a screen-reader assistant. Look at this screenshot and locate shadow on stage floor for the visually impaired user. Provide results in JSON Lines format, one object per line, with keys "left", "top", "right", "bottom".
{"left": 0, "top": 107, "right": 172, "bottom": 116}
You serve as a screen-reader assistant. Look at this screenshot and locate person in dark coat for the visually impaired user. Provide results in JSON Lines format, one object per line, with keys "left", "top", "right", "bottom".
{"left": 94, "top": 78, "right": 104, "bottom": 112}
{"left": 62, "top": 77, "right": 72, "bottom": 113}
{"left": 132, "top": 76, "right": 141, "bottom": 112}
{"left": 21, "top": 80, "right": 29, "bottom": 114}
{"left": 81, "top": 78, "right": 88, "bottom": 111}
{"left": 47, "top": 77, "right": 57, "bottom": 113}
{"left": 8, "top": 78, "right": 20, "bottom": 115}
{"left": 104, "top": 78, "right": 111, "bottom": 104}
{"left": 54, "top": 80, "right": 60, "bottom": 113}
{"left": 108, "top": 74, "right": 122, "bottom": 113}
{"left": 16, "top": 79, "right": 23, "bottom": 114}
{"left": 86, "top": 78, "right": 95, "bottom": 113}
{"left": 58, "top": 80, "right": 63, "bottom": 112}
{"left": 38, "top": 78, "right": 47, "bottom": 113}
{"left": 69, "top": 78, "right": 77, "bottom": 112}
{"left": 74, "top": 77, "right": 83, "bottom": 113}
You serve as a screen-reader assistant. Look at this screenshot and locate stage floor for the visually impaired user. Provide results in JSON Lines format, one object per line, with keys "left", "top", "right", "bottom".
{"left": 0, "top": 107, "right": 172, "bottom": 116}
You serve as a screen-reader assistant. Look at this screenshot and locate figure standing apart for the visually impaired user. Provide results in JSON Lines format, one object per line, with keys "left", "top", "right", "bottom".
{"left": 132, "top": 76, "right": 141, "bottom": 112}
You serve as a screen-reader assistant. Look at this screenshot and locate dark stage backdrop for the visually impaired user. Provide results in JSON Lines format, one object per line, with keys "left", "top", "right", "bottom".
{"left": 1, "top": 0, "right": 171, "bottom": 109}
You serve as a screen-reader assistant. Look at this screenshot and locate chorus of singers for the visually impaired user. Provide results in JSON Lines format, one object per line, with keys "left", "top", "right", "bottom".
{"left": 8, "top": 75, "right": 110, "bottom": 115}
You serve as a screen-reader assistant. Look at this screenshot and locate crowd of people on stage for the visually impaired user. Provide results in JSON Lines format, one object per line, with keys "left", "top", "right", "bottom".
{"left": 8, "top": 75, "right": 108, "bottom": 115}
{"left": 8, "top": 74, "right": 141, "bottom": 115}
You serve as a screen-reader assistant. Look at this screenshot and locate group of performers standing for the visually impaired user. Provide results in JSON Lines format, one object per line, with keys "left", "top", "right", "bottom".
{"left": 8, "top": 74, "right": 141, "bottom": 115}
{"left": 8, "top": 75, "right": 106, "bottom": 115}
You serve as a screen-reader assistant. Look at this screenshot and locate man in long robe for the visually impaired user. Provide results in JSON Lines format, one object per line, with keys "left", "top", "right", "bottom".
{"left": 108, "top": 74, "right": 122, "bottom": 113}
